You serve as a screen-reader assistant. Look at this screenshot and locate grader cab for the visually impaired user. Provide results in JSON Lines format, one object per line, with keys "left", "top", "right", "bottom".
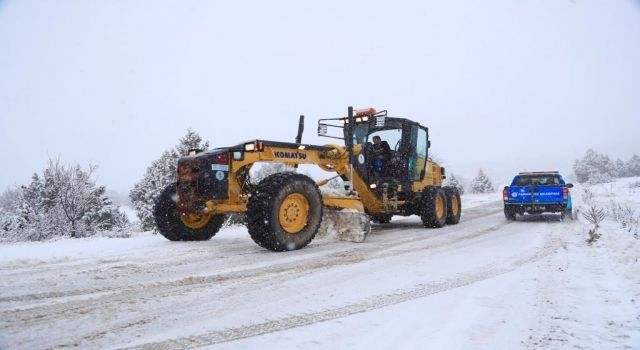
{"left": 154, "top": 107, "right": 461, "bottom": 251}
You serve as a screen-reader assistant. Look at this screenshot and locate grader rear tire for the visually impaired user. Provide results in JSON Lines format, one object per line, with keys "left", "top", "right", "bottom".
{"left": 444, "top": 187, "right": 462, "bottom": 225}
{"left": 420, "top": 187, "right": 448, "bottom": 228}
{"left": 153, "top": 183, "right": 224, "bottom": 241}
{"left": 246, "top": 173, "right": 323, "bottom": 251}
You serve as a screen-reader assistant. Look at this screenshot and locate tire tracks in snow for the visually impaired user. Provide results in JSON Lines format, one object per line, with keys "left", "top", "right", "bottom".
{"left": 0, "top": 202, "right": 503, "bottom": 307}
{"left": 124, "top": 232, "right": 564, "bottom": 350}
{"left": 1, "top": 222, "right": 511, "bottom": 336}
{"left": 39, "top": 222, "right": 523, "bottom": 350}
{"left": 0, "top": 203, "right": 506, "bottom": 336}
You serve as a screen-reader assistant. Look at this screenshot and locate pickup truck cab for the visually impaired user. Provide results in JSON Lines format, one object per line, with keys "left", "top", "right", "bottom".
{"left": 503, "top": 171, "right": 573, "bottom": 220}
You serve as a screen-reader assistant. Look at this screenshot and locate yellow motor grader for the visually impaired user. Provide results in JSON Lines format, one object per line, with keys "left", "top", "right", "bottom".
{"left": 154, "top": 107, "right": 461, "bottom": 251}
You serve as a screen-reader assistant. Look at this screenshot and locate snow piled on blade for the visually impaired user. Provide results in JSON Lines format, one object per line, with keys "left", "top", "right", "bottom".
{"left": 317, "top": 209, "right": 371, "bottom": 243}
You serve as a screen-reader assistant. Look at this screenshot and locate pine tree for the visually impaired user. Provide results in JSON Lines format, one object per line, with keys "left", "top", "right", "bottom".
{"left": 130, "top": 129, "right": 209, "bottom": 231}
{"left": 0, "top": 189, "right": 24, "bottom": 241}
{"left": 443, "top": 173, "right": 465, "bottom": 195}
{"left": 176, "top": 129, "right": 210, "bottom": 157}
{"left": 16, "top": 173, "right": 53, "bottom": 240}
{"left": 470, "top": 169, "right": 494, "bottom": 194}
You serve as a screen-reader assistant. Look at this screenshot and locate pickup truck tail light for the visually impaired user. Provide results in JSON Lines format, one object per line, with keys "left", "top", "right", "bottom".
{"left": 503, "top": 187, "right": 509, "bottom": 201}
{"left": 563, "top": 187, "right": 569, "bottom": 200}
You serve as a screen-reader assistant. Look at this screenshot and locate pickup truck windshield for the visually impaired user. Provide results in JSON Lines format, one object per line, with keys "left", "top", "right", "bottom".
{"left": 514, "top": 175, "right": 561, "bottom": 186}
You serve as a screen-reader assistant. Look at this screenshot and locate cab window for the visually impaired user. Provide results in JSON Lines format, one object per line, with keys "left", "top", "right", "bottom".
{"left": 367, "top": 129, "right": 402, "bottom": 150}
{"left": 411, "top": 126, "right": 428, "bottom": 181}
{"left": 515, "top": 175, "right": 561, "bottom": 186}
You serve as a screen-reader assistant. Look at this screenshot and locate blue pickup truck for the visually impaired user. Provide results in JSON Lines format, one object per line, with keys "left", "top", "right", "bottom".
{"left": 503, "top": 172, "right": 573, "bottom": 221}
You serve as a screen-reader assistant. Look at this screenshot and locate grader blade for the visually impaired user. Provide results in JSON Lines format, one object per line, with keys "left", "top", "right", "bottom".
{"left": 317, "top": 209, "right": 371, "bottom": 243}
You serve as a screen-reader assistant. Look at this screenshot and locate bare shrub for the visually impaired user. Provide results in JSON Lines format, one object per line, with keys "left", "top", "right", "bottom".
{"left": 609, "top": 201, "right": 636, "bottom": 228}
{"left": 582, "top": 205, "right": 606, "bottom": 227}
{"left": 582, "top": 205, "right": 606, "bottom": 245}
{"left": 608, "top": 201, "right": 640, "bottom": 239}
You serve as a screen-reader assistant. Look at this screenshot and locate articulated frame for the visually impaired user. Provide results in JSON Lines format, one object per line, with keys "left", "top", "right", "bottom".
{"left": 201, "top": 142, "right": 443, "bottom": 217}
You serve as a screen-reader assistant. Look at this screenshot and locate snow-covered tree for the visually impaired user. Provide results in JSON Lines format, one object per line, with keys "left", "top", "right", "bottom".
{"left": 443, "top": 173, "right": 465, "bottom": 195}
{"left": 175, "top": 129, "right": 210, "bottom": 157}
{"left": 573, "top": 149, "right": 615, "bottom": 183}
{"left": 130, "top": 129, "right": 209, "bottom": 231}
{"left": 470, "top": 169, "right": 494, "bottom": 194}
{"left": 626, "top": 154, "right": 640, "bottom": 177}
{"left": 0, "top": 189, "right": 24, "bottom": 240}
{"left": 42, "top": 159, "right": 125, "bottom": 237}
{"left": 0, "top": 159, "right": 125, "bottom": 242}
{"left": 14, "top": 173, "right": 56, "bottom": 240}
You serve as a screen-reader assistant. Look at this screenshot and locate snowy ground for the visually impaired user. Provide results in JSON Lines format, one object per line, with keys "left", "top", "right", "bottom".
{"left": 0, "top": 181, "right": 639, "bottom": 349}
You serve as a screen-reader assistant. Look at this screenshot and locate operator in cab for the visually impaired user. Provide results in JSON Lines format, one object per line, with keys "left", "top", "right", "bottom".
{"left": 372, "top": 135, "right": 392, "bottom": 175}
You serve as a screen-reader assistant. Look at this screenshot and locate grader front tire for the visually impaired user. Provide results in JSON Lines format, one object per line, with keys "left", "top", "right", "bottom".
{"left": 246, "top": 173, "right": 323, "bottom": 251}
{"left": 153, "top": 183, "right": 224, "bottom": 241}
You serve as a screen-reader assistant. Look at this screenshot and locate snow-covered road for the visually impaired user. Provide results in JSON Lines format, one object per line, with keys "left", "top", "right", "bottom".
{"left": 1, "top": 194, "right": 638, "bottom": 349}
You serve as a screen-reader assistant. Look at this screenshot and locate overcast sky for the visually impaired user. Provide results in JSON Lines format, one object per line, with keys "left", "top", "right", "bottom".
{"left": 1, "top": 0, "right": 639, "bottom": 194}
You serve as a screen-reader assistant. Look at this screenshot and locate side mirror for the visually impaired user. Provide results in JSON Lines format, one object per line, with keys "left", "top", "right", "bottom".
{"left": 566, "top": 183, "right": 574, "bottom": 188}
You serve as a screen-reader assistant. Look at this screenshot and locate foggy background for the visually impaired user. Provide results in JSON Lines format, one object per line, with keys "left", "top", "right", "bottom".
{"left": 1, "top": 0, "right": 639, "bottom": 198}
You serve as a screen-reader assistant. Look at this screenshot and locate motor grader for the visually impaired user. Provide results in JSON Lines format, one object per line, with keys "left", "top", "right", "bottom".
{"left": 153, "top": 106, "right": 461, "bottom": 251}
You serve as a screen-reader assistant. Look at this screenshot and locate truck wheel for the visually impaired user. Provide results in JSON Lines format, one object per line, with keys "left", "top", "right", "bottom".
{"left": 444, "top": 187, "right": 461, "bottom": 225}
{"left": 371, "top": 214, "right": 393, "bottom": 224}
{"left": 504, "top": 206, "right": 517, "bottom": 221}
{"left": 153, "top": 183, "right": 225, "bottom": 241}
{"left": 421, "top": 187, "right": 448, "bottom": 228}
{"left": 247, "top": 173, "right": 323, "bottom": 251}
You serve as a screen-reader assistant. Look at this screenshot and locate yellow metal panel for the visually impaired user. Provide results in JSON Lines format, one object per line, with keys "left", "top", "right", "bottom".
{"left": 322, "top": 196, "right": 365, "bottom": 212}
{"left": 204, "top": 201, "right": 247, "bottom": 214}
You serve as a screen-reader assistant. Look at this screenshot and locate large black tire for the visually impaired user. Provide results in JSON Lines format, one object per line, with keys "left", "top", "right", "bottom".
{"left": 504, "top": 206, "right": 517, "bottom": 221}
{"left": 370, "top": 214, "right": 393, "bottom": 224}
{"left": 153, "top": 183, "right": 225, "bottom": 241}
{"left": 420, "top": 187, "right": 448, "bottom": 228}
{"left": 246, "top": 173, "right": 323, "bottom": 251}
{"left": 444, "top": 187, "right": 462, "bottom": 225}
